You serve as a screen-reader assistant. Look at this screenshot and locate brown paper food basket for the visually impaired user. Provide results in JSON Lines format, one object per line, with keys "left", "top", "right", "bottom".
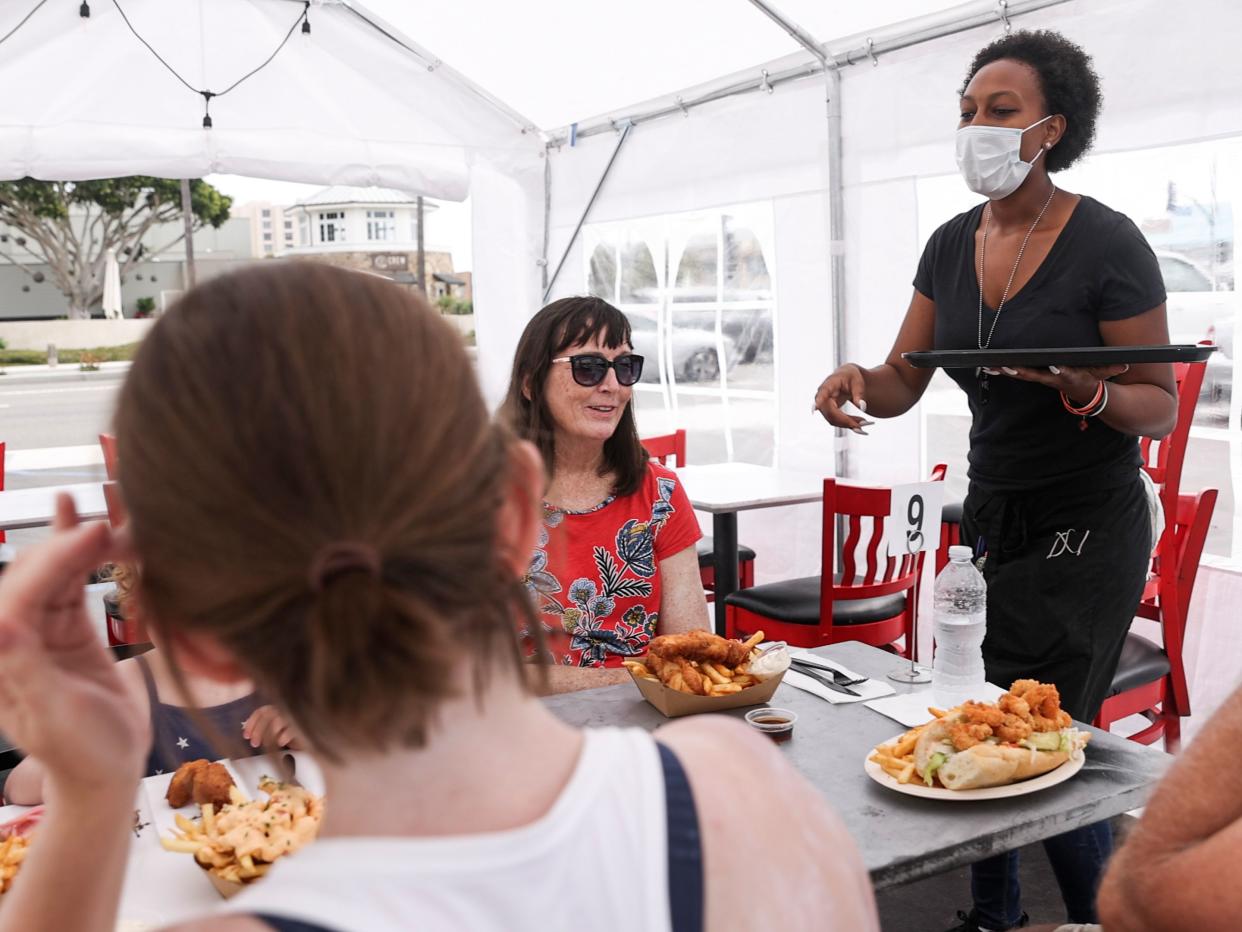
{"left": 628, "top": 667, "right": 786, "bottom": 717}
{"left": 199, "top": 860, "right": 255, "bottom": 899}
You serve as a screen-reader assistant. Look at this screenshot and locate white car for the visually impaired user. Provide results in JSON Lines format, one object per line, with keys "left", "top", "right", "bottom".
{"left": 626, "top": 312, "right": 736, "bottom": 383}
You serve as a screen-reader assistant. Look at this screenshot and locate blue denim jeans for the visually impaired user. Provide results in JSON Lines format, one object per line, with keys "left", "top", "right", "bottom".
{"left": 970, "top": 821, "right": 1113, "bottom": 929}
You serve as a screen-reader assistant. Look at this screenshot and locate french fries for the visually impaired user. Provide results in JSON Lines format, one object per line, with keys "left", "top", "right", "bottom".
{"left": 868, "top": 721, "right": 932, "bottom": 785}
{"left": 0, "top": 834, "right": 30, "bottom": 894}
{"left": 161, "top": 777, "right": 323, "bottom": 888}
{"left": 624, "top": 631, "right": 769, "bottom": 697}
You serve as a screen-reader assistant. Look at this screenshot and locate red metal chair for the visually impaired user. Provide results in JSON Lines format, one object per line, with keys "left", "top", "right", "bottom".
{"left": 1094, "top": 488, "right": 1216, "bottom": 752}
{"left": 724, "top": 467, "right": 946, "bottom": 657}
{"left": 641, "top": 430, "right": 756, "bottom": 597}
{"left": 1138, "top": 353, "right": 1208, "bottom": 598}
{"left": 99, "top": 432, "right": 118, "bottom": 481}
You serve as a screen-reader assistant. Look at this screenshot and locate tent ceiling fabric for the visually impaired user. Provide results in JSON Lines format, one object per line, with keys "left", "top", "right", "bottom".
{"left": 360, "top": 0, "right": 970, "bottom": 130}
{"left": 0, "top": 0, "right": 541, "bottom": 194}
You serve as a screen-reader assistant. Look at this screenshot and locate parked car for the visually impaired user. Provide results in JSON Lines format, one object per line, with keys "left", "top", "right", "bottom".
{"left": 626, "top": 312, "right": 737, "bottom": 383}
{"left": 1156, "top": 251, "right": 1235, "bottom": 423}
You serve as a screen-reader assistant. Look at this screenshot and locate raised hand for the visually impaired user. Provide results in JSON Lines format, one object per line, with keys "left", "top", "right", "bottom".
{"left": 243, "top": 704, "right": 303, "bottom": 750}
{"left": 0, "top": 495, "right": 145, "bottom": 797}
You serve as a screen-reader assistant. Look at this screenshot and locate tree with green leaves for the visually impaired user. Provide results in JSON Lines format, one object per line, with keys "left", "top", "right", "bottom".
{"left": 0, "top": 177, "right": 231, "bottom": 318}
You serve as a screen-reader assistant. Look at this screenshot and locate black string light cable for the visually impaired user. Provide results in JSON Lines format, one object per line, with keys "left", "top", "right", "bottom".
{"left": 110, "top": 0, "right": 310, "bottom": 127}
{"left": 0, "top": 0, "right": 49, "bottom": 49}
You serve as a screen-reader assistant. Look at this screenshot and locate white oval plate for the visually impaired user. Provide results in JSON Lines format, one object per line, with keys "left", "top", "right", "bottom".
{"left": 863, "top": 736, "right": 1085, "bottom": 801}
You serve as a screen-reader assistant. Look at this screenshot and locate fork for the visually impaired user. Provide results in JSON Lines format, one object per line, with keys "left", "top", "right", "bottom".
{"left": 789, "top": 658, "right": 868, "bottom": 687}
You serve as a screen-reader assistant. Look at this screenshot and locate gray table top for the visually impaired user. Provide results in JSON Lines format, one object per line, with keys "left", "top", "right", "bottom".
{"left": 543, "top": 640, "right": 1171, "bottom": 890}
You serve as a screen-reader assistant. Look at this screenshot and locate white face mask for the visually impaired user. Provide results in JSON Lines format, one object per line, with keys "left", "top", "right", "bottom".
{"left": 955, "top": 115, "right": 1053, "bottom": 200}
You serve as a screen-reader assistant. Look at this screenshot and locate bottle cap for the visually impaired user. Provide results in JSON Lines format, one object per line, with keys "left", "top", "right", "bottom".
{"left": 948, "top": 545, "right": 973, "bottom": 561}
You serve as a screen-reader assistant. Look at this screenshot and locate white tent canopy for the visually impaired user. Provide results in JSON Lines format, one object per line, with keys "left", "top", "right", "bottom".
{"left": 0, "top": 0, "right": 541, "bottom": 196}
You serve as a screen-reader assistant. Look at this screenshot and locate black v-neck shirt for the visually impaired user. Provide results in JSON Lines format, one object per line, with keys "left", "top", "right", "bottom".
{"left": 914, "top": 195, "right": 1166, "bottom": 493}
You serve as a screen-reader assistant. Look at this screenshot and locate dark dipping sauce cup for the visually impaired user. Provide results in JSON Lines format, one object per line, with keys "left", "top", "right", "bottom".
{"left": 745, "top": 707, "right": 798, "bottom": 743}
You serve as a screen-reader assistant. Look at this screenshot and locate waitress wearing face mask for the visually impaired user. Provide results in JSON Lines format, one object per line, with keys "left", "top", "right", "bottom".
{"left": 814, "top": 30, "right": 1176, "bottom": 932}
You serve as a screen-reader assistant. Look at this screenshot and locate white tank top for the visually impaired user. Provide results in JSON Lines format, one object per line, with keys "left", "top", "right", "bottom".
{"left": 220, "top": 728, "right": 676, "bottom": 932}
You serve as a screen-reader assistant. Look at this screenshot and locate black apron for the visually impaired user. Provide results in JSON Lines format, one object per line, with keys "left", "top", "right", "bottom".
{"left": 959, "top": 474, "right": 1151, "bottom": 721}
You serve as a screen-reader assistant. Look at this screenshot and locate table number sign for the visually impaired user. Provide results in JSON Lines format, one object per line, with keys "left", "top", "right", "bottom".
{"left": 883, "top": 481, "right": 944, "bottom": 559}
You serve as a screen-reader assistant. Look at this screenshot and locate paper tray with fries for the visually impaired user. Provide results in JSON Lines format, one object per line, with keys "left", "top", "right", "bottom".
{"left": 628, "top": 666, "right": 785, "bottom": 717}
{"left": 623, "top": 631, "right": 788, "bottom": 718}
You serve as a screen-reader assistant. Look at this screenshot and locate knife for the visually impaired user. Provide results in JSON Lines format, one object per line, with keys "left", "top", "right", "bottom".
{"left": 789, "top": 660, "right": 861, "bottom": 696}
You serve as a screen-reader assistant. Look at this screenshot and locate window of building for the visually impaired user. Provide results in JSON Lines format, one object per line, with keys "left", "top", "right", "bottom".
{"left": 261, "top": 209, "right": 271, "bottom": 218}
{"left": 284, "top": 220, "right": 293, "bottom": 230}
{"left": 263, "top": 232, "right": 272, "bottom": 241}
{"left": 917, "top": 136, "right": 1240, "bottom": 562}
{"left": 318, "top": 211, "right": 344, "bottom": 243}
{"left": 367, "top": 209, "right": 397, "bottom": 242}
{"left": 584, "top": 202, "right": 777, "bottom": 465}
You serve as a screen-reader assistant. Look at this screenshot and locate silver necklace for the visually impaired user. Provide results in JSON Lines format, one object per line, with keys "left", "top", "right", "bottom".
{"left": 977, "top": 184, "right": 1057, "bottom": 350}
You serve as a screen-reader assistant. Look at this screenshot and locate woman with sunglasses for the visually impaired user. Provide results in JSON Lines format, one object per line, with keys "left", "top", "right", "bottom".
{"left": 504, "top": 296, "right": 709, "bottom": 694}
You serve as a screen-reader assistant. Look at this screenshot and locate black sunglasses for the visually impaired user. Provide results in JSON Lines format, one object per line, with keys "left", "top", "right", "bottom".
{"left": 552, "top": 353, "right": 645, "bottom": 387}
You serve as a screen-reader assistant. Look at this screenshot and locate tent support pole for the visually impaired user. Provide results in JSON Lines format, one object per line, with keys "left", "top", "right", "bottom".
{"left": 743, "top": 2, "right": 850, "bottom": 479}
{"left": 180, "top": 178, "right": 196, "bottom": 289}
{"left": 416, "top": 196, "right": 426, "bottom": 296}
{"left": 745, "top": 0, "right": 827, "bottom": 64}
{"left": 825, "top": 65, "right": 848, "bottom": 481}
{"left": 542, "top": 121, "right": 632, "bottom": 303}
{"left": 541, "top": 153, "right": 551, "bottom": 294}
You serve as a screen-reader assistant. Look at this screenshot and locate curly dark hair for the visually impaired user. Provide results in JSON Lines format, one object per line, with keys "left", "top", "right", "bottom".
{"left": 960, "top": 30, "right": 1102, "bottom": 173}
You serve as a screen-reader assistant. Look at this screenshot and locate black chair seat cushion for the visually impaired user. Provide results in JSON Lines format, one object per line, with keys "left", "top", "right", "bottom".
{"left": 697, "top": 537, "right": 756, "bottom": 567}
{"left": 942, "top": 499, "right": 964, "bottom": 525}
{"left": 1107, "top": 633, "right": 1171, "bottom": 697}
{"left": 724, "top": 575, "right": 906, "bottom": 626}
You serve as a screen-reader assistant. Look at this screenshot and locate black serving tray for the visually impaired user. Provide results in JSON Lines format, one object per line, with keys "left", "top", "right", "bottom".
{"left": 904, "top": 345, "right": 1217, "bottom": 369}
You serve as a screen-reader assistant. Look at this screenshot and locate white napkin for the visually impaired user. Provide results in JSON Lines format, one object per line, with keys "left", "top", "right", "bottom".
{"left": 782, "top": 651, "right": 895, "bottom": 704}
{"left": 864, "top": 683, "right": 1008, "bottom": 727}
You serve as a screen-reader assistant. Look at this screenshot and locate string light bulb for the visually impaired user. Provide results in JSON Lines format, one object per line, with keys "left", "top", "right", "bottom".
{"left": 79, "top": 2, "right": 90, "bottom": 17}
{"left": 301, "top": 1, "right": 310, "bottom": 33}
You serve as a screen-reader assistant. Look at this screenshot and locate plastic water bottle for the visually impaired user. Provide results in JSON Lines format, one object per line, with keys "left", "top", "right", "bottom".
{"left": 932, "top": 545, "right": 987, "bottom": 706}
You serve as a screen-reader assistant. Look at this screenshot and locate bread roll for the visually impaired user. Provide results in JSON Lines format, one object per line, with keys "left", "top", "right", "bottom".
{"left": 937, "top": 742, "right": 1068, "bottom": 790}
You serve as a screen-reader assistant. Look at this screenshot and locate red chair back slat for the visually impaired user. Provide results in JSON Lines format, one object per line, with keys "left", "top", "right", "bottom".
{"left": 641, "top": 430, "right": 686, "bottom": 468}
{"left": 99, "top": 432, "right": 119, "bottom": 481}
{"left": 840, "top": 511, "right": 860, "bottom": 584}
{"left": 1141, "top": 349, "right": 1208, "bottom": 551}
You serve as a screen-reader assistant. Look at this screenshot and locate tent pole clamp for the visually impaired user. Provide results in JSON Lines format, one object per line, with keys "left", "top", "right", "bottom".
{"left": 760, "top": 69, "right": 774, "bottom": 94}
{"left": 866, "top": 38, "right": 878, "bottom": 66}
{"left": 998, "top": 0, "right": 1012, "bottom": 32}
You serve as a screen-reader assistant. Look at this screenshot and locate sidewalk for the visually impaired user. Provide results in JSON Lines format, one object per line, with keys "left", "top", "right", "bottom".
{"left": 0, "top": 360, "right": 130, "bottom": 386}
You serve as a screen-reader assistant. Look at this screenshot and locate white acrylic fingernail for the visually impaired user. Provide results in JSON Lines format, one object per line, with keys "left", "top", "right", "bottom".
{"left": 1002, "top": 367, "right": 1018, "bottom": 375}
{"left": 982, "top": 368, "right": 1000, "bottom": 376}
{"left": 1048, "top": 366, "right": 1061, "bottom": 375}
{"left": 858, "top": 399, "right": 868, "bottom": 412}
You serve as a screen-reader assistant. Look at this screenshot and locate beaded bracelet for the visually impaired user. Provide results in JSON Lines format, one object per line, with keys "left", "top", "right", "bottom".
{"left": 1061, "top": 381, "right": 1108, "bottom": 430}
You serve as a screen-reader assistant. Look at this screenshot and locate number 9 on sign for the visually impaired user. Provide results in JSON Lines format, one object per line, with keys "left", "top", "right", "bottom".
{"left": 884, "top": 482, "right": 943, "bottom": 558}
{"left": 905, "top": 494, "right": 924, "bottom": 554}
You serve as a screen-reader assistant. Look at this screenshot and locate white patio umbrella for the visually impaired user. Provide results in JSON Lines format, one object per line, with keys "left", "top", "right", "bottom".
{"left": 102, "top": 248, "right": 122, "bottom": 320}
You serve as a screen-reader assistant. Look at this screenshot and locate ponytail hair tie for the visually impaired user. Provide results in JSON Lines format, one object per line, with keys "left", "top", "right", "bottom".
{"left": 308, "top": 541, "right": 381, "bottom": 592}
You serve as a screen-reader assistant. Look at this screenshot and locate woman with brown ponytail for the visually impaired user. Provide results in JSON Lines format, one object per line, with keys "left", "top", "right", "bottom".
{"left": 0, "top": 264, "right": 878, "bottom": 932}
